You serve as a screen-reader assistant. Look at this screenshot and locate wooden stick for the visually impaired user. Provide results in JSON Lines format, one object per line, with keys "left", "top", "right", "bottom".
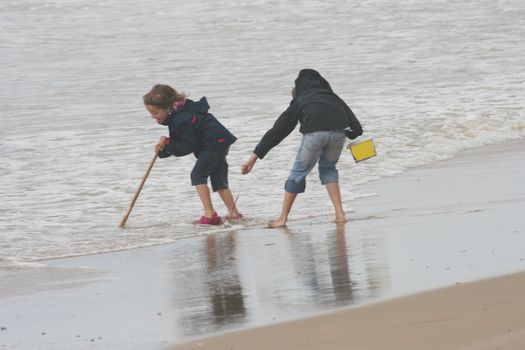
{"left": 119, "top": 153, "right": 158, "bottom": 228}
{"left": 228, "top": 193, "right": 240, "bottom": 221}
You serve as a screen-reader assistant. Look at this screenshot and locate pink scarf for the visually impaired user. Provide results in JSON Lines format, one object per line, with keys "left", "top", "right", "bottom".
{"left": 171, "top": 99, "right": 187, "bottom": 112}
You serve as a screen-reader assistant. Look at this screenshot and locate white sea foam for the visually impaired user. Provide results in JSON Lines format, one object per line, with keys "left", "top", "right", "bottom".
{"left": 1, "top": 0, "right": 524, "bottom": 262}
{"left": 1, "top": 257, "right": 47, "bottom": 268}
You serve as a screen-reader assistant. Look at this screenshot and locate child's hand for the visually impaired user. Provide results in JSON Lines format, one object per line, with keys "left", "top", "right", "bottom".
{"left": 241, "top": 153, "right": 258, "bottom": 174}
{"left": 155, "top": 136, "right": 169, "bottom": 154}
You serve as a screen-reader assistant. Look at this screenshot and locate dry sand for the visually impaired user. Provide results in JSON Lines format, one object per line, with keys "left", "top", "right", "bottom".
{"left": 170, "top": 271, "right": 525, "bottom": 350}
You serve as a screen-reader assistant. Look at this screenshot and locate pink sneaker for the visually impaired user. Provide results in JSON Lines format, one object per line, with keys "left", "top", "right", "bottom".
{"left": 196, "top": 212, "right": 222, "bottom": 225}
{"left": 223, "top": 213, "right": 243, "bottom": 221}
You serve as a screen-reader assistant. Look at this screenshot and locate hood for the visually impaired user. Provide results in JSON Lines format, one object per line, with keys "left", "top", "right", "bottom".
{"left": 185, "top": 96, "right": 210, "bottom": 114}
{"left": 294, "top": 69, "right": 333, "bottom": 96}
{"left": 163, "top": 97, "right": 210, "bottom": 125}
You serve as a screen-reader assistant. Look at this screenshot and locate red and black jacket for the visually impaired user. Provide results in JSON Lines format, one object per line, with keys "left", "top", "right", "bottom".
{"left": 159, "top": 97, "right": 237, "bottom": 158}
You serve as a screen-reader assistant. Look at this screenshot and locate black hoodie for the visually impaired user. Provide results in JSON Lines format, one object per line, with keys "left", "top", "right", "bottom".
{"left": 254, "top": 69, "right": 362, "bottom": 159}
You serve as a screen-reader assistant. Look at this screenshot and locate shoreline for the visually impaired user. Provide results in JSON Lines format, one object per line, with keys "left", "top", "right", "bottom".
{"left": 2, "top": 137, "right": 522, "bottom": 266}
{"left": 1, "top": 138, "right": 524, "bottom": 350}
{"left": 166, "top": 138, "right": 525, "bottom": 349}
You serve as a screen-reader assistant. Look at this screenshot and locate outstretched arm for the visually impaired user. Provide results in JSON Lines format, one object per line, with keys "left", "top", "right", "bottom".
{"left": 253, "top": 102, "right": 299, "bottom": 159}
{"left": 241, "top": 153, "right": 258, "bottom": 175}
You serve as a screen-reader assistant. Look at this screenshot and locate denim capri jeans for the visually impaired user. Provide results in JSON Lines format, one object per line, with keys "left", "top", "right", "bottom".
{"left": 285, "top": 130, "right": 346, "bottom": 194}
{"left": 191, "top": 146, "right": 230, "bottom": 191}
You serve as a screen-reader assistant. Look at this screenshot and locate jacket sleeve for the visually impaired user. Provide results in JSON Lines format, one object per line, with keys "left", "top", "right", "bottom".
{"left": 253, "top": 102, "right": 299, "bottom": 159}
{"left": 163, "top": 136, "right": 196, "bottom": 157}
{"left": 161, "top": 121, "right": 198, "bottom": 157}
{"left": 341, "top": 99, "right": 363, "bottom": 140}
{"left": 158, "top": 148, "right": 172, "bottom": 158}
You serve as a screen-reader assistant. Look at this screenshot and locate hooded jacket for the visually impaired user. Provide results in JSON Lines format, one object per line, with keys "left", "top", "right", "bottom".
{"left": 159, "top": 97, "right": 237, "bottom": 158}
{"left": 254, "top": 69, "right": 362, "bottom": 159}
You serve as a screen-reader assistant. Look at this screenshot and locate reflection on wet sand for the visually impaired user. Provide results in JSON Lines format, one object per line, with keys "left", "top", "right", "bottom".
{"left": 281, "top": 223, "right": 389, "bottom": 308}
{"left": 205, "top": 233, "right": 246, "bottom": 325}
{"left": 280, "top": 224, "right": 355, "bottom": 307}
{"left": 329, "top": 223, "right": 354, "bottom": 304}
{"left": 171, "top": 232, "right": 246, "bottom": 337}
{"left": 171, "top": 222, "right": 390, "bottom": 338}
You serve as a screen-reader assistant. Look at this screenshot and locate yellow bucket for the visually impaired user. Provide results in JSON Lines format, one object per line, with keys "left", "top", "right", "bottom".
{"left": 347, "top": 138, "right": 376, "bottom": 163}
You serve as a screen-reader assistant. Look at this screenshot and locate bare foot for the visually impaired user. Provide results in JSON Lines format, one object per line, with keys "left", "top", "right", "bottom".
{"left": 268, "top": 218, "right": 287, "bottom": 228}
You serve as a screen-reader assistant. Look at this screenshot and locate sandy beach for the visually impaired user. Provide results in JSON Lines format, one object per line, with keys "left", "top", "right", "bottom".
{"left": 1, "top": 139, "right": 524, "bottom": 350}
{"left": 170, "top": 272, "right": 525, "bottom": 350}
{"left": 3, "top": 0, "right": 525, "bottom": 348}
{"left": 169, "top": 139, "right": 525, "bottom": 350}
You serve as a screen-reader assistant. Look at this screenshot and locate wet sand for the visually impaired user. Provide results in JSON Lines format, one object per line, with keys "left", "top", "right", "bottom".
{"left": 1, "top": 139, "right": 524, "bottom": 349}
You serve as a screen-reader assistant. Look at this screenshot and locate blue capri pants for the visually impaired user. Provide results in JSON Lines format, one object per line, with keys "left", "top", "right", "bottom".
{"left": 285, "top": 130, "right": 346, "bottom": 194}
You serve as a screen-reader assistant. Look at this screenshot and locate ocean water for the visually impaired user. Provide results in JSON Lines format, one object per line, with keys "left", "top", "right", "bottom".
{"left": 1, "top": 0, "right": 524, "bottom": 263}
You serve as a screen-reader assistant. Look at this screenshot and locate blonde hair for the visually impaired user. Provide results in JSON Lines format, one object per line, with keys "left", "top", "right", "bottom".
{"left": 143, "top": 84, "right": 186, "bottom": 109}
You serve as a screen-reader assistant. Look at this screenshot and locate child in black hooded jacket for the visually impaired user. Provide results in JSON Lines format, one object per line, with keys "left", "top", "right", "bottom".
{"left": 241, "top": 69, "right": 362, "bottom": 227}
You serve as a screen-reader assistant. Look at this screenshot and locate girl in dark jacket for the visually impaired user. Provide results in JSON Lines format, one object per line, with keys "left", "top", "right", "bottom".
{"left": 144, "top": 84, "right": 241, "bottom": 225}
{"left": 241, "top": 69, "right": 362, "bottom": 227}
